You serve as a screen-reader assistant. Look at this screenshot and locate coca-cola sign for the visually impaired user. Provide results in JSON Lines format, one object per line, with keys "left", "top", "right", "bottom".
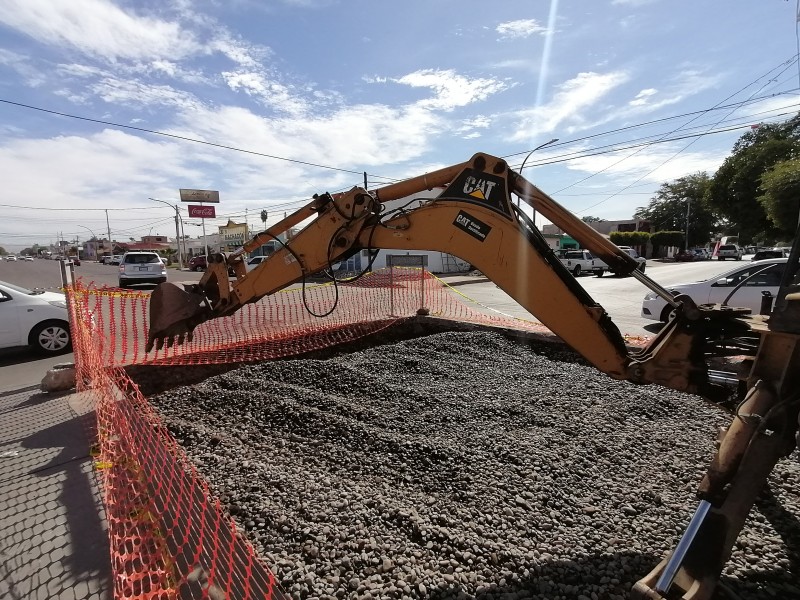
{"left": 188, "top": 205, "right": 216, "bottom": 218}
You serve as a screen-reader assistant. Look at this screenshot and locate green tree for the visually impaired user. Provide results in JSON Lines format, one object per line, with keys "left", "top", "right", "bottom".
{"left": 610, "top": 231, "right": 651, "bottom": 246}
{"left": 708, "top": 116, "right": 800, "bottom": 241}
{"left": 0, "top": 246, "right": 6, "bottom": 256}
{"left": 634, "top": 172, "right": 717, "bottom": 248}
{"left": 581, "top": 215, "right": 604, "bottom": 223}
{"left": 650, "top": 231, "right": 685, "bottom": 255}
{"left": 757, "top": 157, "right": 800, "bottom": 236}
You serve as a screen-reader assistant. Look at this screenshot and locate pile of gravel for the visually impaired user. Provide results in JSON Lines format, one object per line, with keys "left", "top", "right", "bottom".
{"left": 150, "top": 330, "right": 800, "bottom": 600}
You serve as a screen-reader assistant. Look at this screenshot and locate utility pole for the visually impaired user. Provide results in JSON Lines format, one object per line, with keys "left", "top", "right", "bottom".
{"left": 685, "top": 198, "right": 691, "bottom": 252}
{"left": 178, "top": 212, "right": 187, "bottom": 260}
{"left": 105, "top": 209, "right": 112, "bottom": 258}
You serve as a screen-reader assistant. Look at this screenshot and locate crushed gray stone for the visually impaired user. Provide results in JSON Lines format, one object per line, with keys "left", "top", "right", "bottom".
{"left": 150, "top": 330, "right": 800, "bottom": 600}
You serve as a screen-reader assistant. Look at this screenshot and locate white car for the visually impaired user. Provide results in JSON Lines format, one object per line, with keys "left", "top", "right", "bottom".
{"left": 23, "top": 255, "right": 34, "bottom": 261}
{"left": 0, "top": 281, "right": 72, "bottom": 354}
{"left": 245, "top": 255, "right": 270, "bottom": 272}
{"left": 641, "top": 258, "right": 787, "bottom": 322}
{"left": 5, "top": 255, "right": 17, "bottom": 261}
{"left": 717, "top": 244, "right": 743, "bottom": 260}
{"left": 118, "top": 252, "right": 168, "bottom": 288}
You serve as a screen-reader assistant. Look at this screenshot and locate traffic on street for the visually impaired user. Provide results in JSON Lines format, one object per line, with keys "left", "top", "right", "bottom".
{"left": 0, "top": 252, "right": 768, "bottom": 389}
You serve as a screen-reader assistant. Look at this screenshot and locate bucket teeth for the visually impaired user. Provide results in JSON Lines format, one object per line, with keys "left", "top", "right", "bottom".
{"left": 147, "top": 283, "right": 209, "bottom": 352}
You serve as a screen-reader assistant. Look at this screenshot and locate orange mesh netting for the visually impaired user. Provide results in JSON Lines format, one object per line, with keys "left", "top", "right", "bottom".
{"left": 65, "top": 268, "right": 595, "bottom": 599}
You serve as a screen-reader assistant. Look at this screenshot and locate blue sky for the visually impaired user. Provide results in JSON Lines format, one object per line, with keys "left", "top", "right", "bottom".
{"left": 0, "top": 0, "right": 798, "bottom": 250}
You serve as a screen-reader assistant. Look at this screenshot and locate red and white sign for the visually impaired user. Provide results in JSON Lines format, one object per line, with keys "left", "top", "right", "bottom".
{"left": 188, "top": 205, "right": 216, "bottom": 218}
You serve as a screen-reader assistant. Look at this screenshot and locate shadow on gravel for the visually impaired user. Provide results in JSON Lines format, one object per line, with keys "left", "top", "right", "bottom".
{"left": 462, "top": 550, "right": 660, "bottom": 600}
{"left": 756, "top": 484, "right": 800, "bottom": 577}
{"left": 420, "top": 549, "right": 796, "bottom": 600}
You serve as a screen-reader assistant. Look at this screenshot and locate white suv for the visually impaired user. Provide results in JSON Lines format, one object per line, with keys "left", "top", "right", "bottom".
{"left": 118, "top": 252, "right": 167, "bottom": 288}
{"left": 717, "top": 244, "right": 743, "bottom": 260}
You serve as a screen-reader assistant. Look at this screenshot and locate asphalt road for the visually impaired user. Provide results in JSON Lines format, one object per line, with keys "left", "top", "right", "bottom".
{"left": 438, "top": 257, "right": 758, "bottom": 339}
{"left": 0, "top": 256, "right": 754, "bottom": 391}
{"left": 0, "top": 259, "right": 203, "bottom": 391}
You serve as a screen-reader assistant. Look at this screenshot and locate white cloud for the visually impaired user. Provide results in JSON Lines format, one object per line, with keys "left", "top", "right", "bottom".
{"left": 0, "top": 0, "right": 199, "bottom": 62}
{"left": 0, "top": 130, "right": 203, "bottom": 210}
{"left": 624, "top": 68, "right": 723, "bottom": 114}
{"left": 222, "top": 70, "right": 309, "bottom": 115}
{"left": 629, "top": 88, "right": 657, "bottom": 107}
{"left": 88, "top": 78, "right": 203, "bottom": 111}
{"left": 496, "top": 19, "right": 546, "bottom": 40}
{"left": 0, "top": 48, "right": 47, "bottom": 86}
{"left": 177, "top": 102, "right": 444, "bottom": 173}
{"left": 511, "top": 71, "right": 630, "bottom": 141}
{"left": 56, "top": 63, "right": 109, "bottom": 79}
{"left": 210, "top": 34, "right": 272, "bottom": 70}
{"left": 393, "top": 69, "right": 507, "bottom": 111}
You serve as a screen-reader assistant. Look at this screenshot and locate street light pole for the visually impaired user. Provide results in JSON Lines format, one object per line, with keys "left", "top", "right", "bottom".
{"left": 77, "top": 225, "right": 98, "bottom": 261}
{"left": 518, "top": 138, "right": 559, "bottom": 225}
{"left": 148, "top": 197, "right": 184, "bottom": 270}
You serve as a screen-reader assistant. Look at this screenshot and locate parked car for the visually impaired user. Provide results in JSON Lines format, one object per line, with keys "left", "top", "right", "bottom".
{"left": 118, "top": 251, "right": 168, "bottom": 288}
{"left": 188, "top": 255, "right": 207, "bottom": 271}
{"left": 606, "top": 246, "right": 647, "bottom": 275}
{"left": 752, "top": 249, "right": 784, "bottom": 261}
{"left": 692, "top": 248, "right": 711, "bottom": 260}
{"left": 188, "top": 255, "right": 236, "bottom": 276}
{"left": 245, "top": 255, "right": 270, "bottom": 272}
{"left": 109, "top": 255, "right": 124, "bottom": 265}
{"left": 717, "top": 244, "right": 743, "bottom": 260}
{"left": 674, "top": 250, "right": 696, "bottom": 262}
{"left": 0, "top": 280, "right": 72, "bottom": 354}
{"left": 641, "top": 258, "right": 787, "bottom": 322}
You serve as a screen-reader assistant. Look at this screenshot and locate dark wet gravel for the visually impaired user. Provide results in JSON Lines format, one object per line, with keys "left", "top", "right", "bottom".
{"left": 150, "top": 331, "right": 800, "bottom": 600}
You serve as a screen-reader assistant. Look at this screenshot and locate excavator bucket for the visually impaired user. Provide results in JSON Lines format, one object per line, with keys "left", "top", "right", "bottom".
{"left": 146, "top": 282, "right": 209, "bottom": 352}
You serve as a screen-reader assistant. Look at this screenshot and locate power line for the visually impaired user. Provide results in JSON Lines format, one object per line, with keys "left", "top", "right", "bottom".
{"left": 501, "top": 88, "right": 800, "bottom": 160}
{"left": 2, "top": 87, "right": 799, "bottom": 195}
{"left": 0, "top": 98, "right": 368, "bottom": 177}
{"left": 571, "top": 56, "right": 800, "bottom": 213}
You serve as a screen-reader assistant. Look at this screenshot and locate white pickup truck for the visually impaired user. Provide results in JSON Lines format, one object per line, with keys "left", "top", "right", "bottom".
{"left": 558, "top": 249, "right": 608, "bottom": 277}
{"left": 558, "top": 246, "right": 647, "bottom": 277}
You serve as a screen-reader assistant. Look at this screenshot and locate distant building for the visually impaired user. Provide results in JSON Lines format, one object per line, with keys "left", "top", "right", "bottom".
{"left": 219, "top": 220, "right": 248, "bottom": 252}
{"left": 542, "top": 218, "right": 653, "bottom": 257}
{"left": 542, "top": 218, "right": 652, "bottom": 237}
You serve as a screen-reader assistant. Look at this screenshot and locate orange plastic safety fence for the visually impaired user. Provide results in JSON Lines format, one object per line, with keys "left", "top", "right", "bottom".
{"left": 71, "top": 269, "right": 550, "bottom": 369}
{"left": 65, "top": 268, "right": 559, "bottom": 600}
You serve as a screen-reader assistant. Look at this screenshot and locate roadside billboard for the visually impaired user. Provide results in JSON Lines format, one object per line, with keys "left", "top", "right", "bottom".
{"left": 179, "top": 189, "right": 220, "bottom": 203}
{"left": 188, "top": 205, "right": 216, "bottom": 219}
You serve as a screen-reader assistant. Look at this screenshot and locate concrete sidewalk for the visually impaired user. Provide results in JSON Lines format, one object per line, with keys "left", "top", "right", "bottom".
{"left": 0, "top": 386, "right": 111, "bottom": 600}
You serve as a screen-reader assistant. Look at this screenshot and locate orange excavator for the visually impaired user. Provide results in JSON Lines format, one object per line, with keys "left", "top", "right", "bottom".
{"left": 147, "top": 152, "right": 800, "bottom": 600}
